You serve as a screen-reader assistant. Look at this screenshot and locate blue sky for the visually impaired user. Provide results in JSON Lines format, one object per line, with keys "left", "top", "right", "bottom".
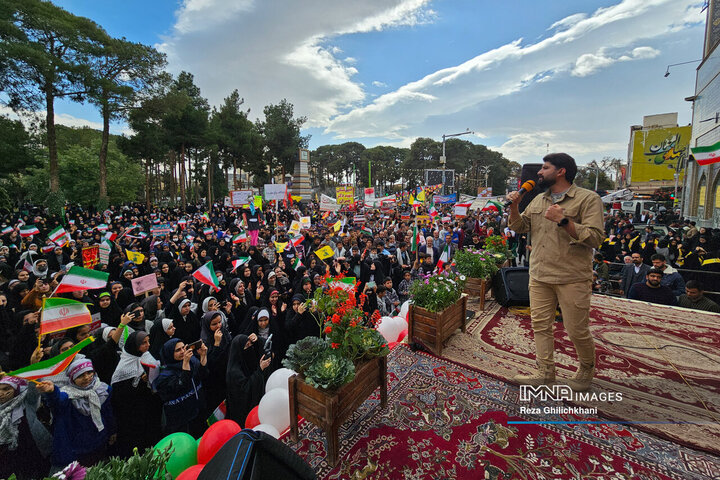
{"left": 27, "top": 0, "right": 706, "bottom": 165}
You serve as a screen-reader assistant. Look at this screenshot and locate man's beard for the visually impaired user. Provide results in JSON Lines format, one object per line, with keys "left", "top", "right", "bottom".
{"left": 537, "top": 175, "right": 556, "bottom": 189}
{"left": 648, "top": 280, "right": 661, "bottom": 287}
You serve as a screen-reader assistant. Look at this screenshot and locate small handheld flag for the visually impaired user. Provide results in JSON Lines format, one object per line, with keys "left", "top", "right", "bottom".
{"left": 192, "top": 261, "right": 220, "bottom": 292}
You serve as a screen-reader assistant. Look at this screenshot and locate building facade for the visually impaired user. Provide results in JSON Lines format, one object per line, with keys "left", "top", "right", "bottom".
{"left": 683, "top": 0, "right": 720, "bottom": 227}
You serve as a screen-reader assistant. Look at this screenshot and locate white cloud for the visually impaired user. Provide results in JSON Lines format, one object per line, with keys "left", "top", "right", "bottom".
{"left": 548, "top": 13, "right": 588, "bottom": 31}
{"left": 495, "top": 131, "right": 626, "bottom": 165}
{"left": 157, "top": 0, "right": 435, "bottom": 127}
{"left": 325, "top": 0, "right": 701, "bottom": 148}
{"left": 372, "top": 81, "right": 387, "bottom": 88}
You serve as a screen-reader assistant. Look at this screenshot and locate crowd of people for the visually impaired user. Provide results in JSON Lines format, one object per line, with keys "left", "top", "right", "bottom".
{"left": 0, "top": 195, "right": 715, "bottom": 478}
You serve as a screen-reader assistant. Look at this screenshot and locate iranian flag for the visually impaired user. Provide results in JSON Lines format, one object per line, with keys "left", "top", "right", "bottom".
{"left": 55, "top": 265, "right": 110, "bottom": 293}
{"left": 203, "top": 227, "right": 214, "bottom": 236}
{"left": 1, "top": 226, "right": 13, "bottom": 235}
{"left": 7, "top": 337, "right": 94, "bottom": 381}
{"left": 207, "top": 400, "right": 227, "bottom": 426}
{"left": 436, "top": 245, "right": 450, "bottom": 271}
{"left": 19, "top": 225, "right": 39, "bottom": 237}
{"left": 454, "top": 202, "right": 472, "bottom": 217}
{"left": 178, "top": 218, "right": 188, "bottom": 228}
{"left": 289, "top": 234, "right": 304, "bottom": 247}
{"left": 327, "top": 277, "right": 356, "bottom": 292}
{"left": 193, "top": 261, "right": 220, "bottom": 292}
{"left": 429, "top": 206, "right": 438, "bottom": 218}
{"left": 200, "top": 213, "right": 210, "bottom": 222}
{"left": 40, "top": 297, "right": 92, "bottom": 335}
{"left": 41, "top": 245, "right": 55, "bottom": 254}
{"left": 410, "top": 225, "right": 419, "bottom": 252}
{"left": 103, "top": 231, "right": 117, "bottom": 242}
{"left": 95, "top": 224, "right": 109, "bottom": 233}
{"left": 231, "top": 257, "right": 250, "bottom": 272}
{"left": 291, "top": 257, "right": 302, "bottom": 270}
{"left": 48, "top": 226, "right": 69, "bottom": 244}
{"left": 232, "top": 231, "right": 247, "bottom": 244}
{"left": 691, "top": 141, "right": 720, "bottom": 166}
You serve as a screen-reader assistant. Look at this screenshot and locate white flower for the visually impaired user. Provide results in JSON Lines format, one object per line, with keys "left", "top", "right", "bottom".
{"left": 459, "top": 275, "right": 466, "bottom": 281}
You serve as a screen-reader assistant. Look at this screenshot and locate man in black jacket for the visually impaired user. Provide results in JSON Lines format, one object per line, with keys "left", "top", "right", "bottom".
{"left": 621, "top": 253, "right": 650, "bottom": 297}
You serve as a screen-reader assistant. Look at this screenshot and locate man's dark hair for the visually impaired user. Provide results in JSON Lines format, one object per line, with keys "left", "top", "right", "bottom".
{"left": 376, "top": 285, "right": 387, "bottom": 294}
{"left": 543, "top": 153, "right": 577, "bottom": 183}
{"left": 685, "top": 279, "right": 703, "bottom": 291}
{"left": 594, "top": 253, "right": 604, "bottom": 261}
{"left": 650, "top": 253, "right": 666, "bottom": 262}
{"left": 647, "top": 267, "right": 664, "bottom": 276}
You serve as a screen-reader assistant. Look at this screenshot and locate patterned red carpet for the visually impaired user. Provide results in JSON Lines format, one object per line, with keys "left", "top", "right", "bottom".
{"left": 282, "top": 344, "right": 720, "bottom": 479}
{"left": 443, "top": 295, "right": 720, "bottom": 457}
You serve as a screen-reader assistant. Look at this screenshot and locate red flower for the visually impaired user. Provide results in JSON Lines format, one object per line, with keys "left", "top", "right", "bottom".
{"left": 324, "top": 325, "right": 332, "bottom": 334}
{"left": 331, "top": 342, "right": 340, "bottom": 349}
{"left": 331, "top": 314, "right": 341, "bottom": 324}
{"left": 349, "top": 320, "right": 357, "bottom": 327}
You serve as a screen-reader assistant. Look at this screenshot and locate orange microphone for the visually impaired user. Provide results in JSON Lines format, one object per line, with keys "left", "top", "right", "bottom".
{"left": 504, "top": 180, "right": 536, "bottom": 207}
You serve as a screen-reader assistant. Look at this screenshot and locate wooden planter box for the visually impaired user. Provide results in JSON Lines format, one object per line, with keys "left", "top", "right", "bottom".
{"left": 288, "top": 355, "right": 387, "bottom": 467}
{"left": 408, "top": 295, "right": 468, "bottom": 356}
{"left": 463, "top": 277, "right": 487, "bottom": 310}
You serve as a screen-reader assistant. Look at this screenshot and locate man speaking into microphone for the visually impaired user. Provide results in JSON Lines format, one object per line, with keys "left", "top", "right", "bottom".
{"left": 506, "top": 153, "right": 605, "bottom": 391}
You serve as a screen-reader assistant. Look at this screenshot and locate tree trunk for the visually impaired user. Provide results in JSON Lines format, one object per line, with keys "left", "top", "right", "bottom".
{"left": 144, "top": 159, "right": 150, "bottom": 209}
{"left": 208, "top": 156, "right": 214, "bottom": 206}
{"left": 98, "top": 95, "right": 110, "bottom": 206}
{"left": 233, "top": 158, "right": 238, "bottom": 189}
{"left": 46, "top": 83, "right": 59, "bottom": 193}
{"left": 179, "top": 144, "right": 187, "bottom": 208}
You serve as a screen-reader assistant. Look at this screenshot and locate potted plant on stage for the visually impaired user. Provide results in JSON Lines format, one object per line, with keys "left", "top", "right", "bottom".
{"left": 407, "top": 271, "right": 467, "bottom": 356}
{"left": 454, "top": 249, "right": 498, "bottom": 310}
{"left": 284, "top": 277, "right": 390, "bottom": 467}
{"left": 483, "top": 234, "right": 513, "bottom": 267}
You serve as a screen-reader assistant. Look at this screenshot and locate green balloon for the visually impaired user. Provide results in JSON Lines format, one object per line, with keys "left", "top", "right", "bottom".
{"left": 154, "top": 432, "right": 198, "bottom": 479}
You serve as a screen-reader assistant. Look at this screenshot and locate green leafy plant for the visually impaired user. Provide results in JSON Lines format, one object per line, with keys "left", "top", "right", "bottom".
{"left": 410, "top": 271, "right": 466, "bottom": 313}
{"left": 455, "top": 249, "right": 499, "bottom": 279}
{"left": 304, "top": 350, "right": 356, "bottom": 390}
{"left": 282, "top": 336, "right": 329, "bottom": 375}
{"left": 483, "top": 234, "right": 512, "bottom": 261}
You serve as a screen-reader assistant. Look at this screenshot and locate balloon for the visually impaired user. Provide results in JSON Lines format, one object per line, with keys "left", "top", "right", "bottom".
{"left": 154, "top": 432, "right": 197, "bottom": 479}
{"left": 376, "top": 316, "right": 397, "bottom": 342}
{"left": 245, "top": 405, "right": 260, "bottom": 429}
{"left": 197, "top": 419, "right": 241, "bottom": 464}
{"left": 176, "top": 464, "right": 205, "bottom": 480}
{"left": 258, "top": 388, "right": 290, "bottom": 433}
{"left": 253, "top": 423, "right": 280, "bottom": 438}
{"left": 399, "top": 300, "right": 411, "bottom": 320}
{"left": 265, "top": 367, "right": 296, "bottom": 393}
{"left": 397, "top": 328, "right": 408, "bottom": 342}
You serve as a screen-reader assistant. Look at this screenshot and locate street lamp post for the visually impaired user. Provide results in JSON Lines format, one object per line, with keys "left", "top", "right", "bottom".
{"left": 589, "top": 161, "right": 600, "bottom": 191}
{"left": 440, "top": 129, "right": 473, "bottom": 194}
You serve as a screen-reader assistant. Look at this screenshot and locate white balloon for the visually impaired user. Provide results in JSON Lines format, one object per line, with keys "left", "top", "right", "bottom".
{"left": 265, "top": 368, "right": 296, "bottom": 393}
{"left": 258, "top": 388, "right": 290, "bottom": 433}
{"left": 399, "top": 301, "right": 411, "bottom": 320}
{"left": 253, "top": 423, "right": 280, "bottom": 439}
{"left": 376, "top": 316, "right": 397, "bottom": 342}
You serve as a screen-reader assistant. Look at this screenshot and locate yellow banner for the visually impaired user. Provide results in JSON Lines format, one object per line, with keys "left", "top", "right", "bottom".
{"left": 630, "top": 125, "right": 690, "bottom": 183}
{"left": 315, "top": 245, "right": 335, "bottom": 260}
{"left": 125, "top": 249, "right": 145, "bottom": 264}
{"left": 336, "top": 186, "right": 354, "bottom": 205}
{"left": 274, "top": 241, "right": 288, "bottom": 253}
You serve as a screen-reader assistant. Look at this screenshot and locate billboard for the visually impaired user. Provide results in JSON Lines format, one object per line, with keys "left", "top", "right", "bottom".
{"left": 629, "top": 125, "right": 691, "bottom": 183}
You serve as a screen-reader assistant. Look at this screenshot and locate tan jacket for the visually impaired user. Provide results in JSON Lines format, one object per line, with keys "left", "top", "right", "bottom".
{"left": 508, "top": 184, "right": 605, "bottom": 284}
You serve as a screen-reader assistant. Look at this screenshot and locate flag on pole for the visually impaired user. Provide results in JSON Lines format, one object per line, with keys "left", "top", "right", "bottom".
{"left": 1, "top": 226, "right": 13, "bottom": 235}
{"left": 231, "top": 257, "right": 250, "bottom": 272}
{"left": 691, "top": 141, "right": 720, "bottom": 166}
{"left": 41, "top": 245, "right": 55, "bottom": 254}
{"left": 315, "top": 245, "right": 335, "bottom": 260}
{"left": 193, "top": 261, "right": 220, "bottom": 292}
{"left": 202, "top": 227, "right": 214, "bottom": 236}
{"left": 200, "top": 213, "right": 210, "bottom": 222}
{"left": 361, "top": 226, "right": 373, "bottom": 236}
{"left": 103, "top": 231, "right": 117, "bottom": 242}
{"left": 55, "top": 266, "right": 109, "bottom": 294}
{"left": 48, "top": 226, "right": 69, "bottom": 244}
{"left": 19, "top": 225, "right": 39, "bottom": 237}
{"left": 429, "top": 206, "right": 438, "bottom": 218}
{"left": 436, "top": 245, "right": 450, "bottom": 271}
{"left": 417, "top": 190, "right": 426, "bottom": 202}
{"left": 291, "top": 257, "right": 302, "bottom": 270}
{"left": 125, "top": 249, "right": 145, "bottom": 265}
{"left": 7, "top": 337, "right": 94, "bottom": 381}
{"left": 289, "top": 234, "right": 304, "bottom": 247}
{"left": 40, "top": 297, "right": 93, "bottom": 335}
{"left": 232, "top": 231, "right": 247, "bottom": 244}
{"left": 207, "top": 400, "right": 227, "bottom": 426}
{"left": 327, "top": 277, "right": 356, "bottom": 292}
{"left": 333, "top": 220, "right": 342, "bottom": 233}
{"left": 95, "top": 224, "right": 109, "bottom": 233}
{"left": 274, "top": 241, "right": 288, "bottom": 253}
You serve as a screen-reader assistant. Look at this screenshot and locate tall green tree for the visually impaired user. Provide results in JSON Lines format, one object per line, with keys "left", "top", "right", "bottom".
{"left": 87, "top": 37, "right": 166, "bottom": 207}
{"left": 257, "top": 99, "right": 309, "bottom": 180}
{"left": 0, "top": 0, "right": 108, "bottom": 198}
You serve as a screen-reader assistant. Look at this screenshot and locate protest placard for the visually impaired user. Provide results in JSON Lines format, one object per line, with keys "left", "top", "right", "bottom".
{"left": 131, "top": 273, "right": 159, "bottom": 296}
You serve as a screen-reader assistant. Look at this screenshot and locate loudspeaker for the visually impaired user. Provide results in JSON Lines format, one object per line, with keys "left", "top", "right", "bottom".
{"left": 519, "top": 163, "right": 543, "bottom": 213}
{"left": 492, "top": 267, "right": 530, "bottom": 307}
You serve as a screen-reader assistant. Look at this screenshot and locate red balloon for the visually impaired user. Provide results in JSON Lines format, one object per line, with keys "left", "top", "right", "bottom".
{"left": 197, "top": 420, "right": 241, "bottom": 464}
{"left": 244, "top": 405, "right": 260, "bottom": 429}
{"left": 388, "top": 341, "right": 399, "bottom": 349}
{"left": 397, "top": 329, "right": 408, "bottom": 342}
{"left": 176, "top": 464, "right": 205, "bottom": 480}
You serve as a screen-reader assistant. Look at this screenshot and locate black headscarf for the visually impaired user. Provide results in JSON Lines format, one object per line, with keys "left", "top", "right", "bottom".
{"left": 200, "top": 311, "right": 231, "bottom": 349}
